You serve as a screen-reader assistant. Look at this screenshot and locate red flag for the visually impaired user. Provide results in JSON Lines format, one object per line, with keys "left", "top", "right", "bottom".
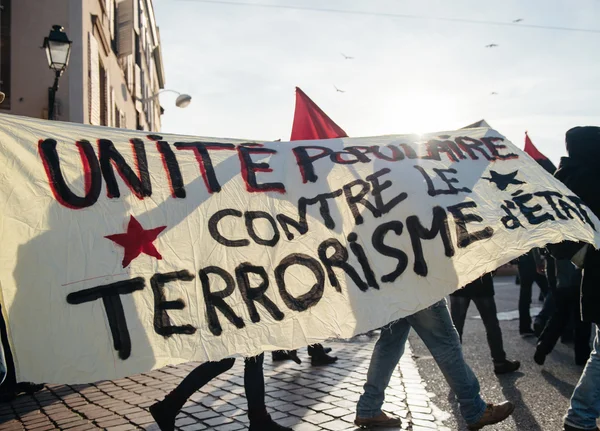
{"left": 524, "top": 132, "right": 556, "bottom": 174}
{"left": 290, "top": 87, "right": 348, "bottom": 141}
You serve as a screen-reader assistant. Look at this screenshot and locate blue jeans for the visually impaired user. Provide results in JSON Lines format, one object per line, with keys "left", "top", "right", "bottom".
{"left": 356, "top": 299, "right": 487, "bottom": 425}
{"left": 565, "top": 325, "right": 600, "bottom": 430}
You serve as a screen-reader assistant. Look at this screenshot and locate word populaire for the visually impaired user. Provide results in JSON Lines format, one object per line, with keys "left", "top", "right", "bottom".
{"left": 38, "top": 134, "right": 517, "bottom": 209}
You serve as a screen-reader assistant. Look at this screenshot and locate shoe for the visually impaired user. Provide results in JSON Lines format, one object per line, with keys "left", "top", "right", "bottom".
{"left": 311, "top": 353, "right": 338, "bottom": 366}
{"left": 494, "top": 360, "right": 520, "bottom": 375}
{"left": 308, "top": 346, "right": 332, "bottom": 356}
{"left": 533, "top": 348, "right": 546, "bottom": 366}
{"left": 0, "top": 382, "right": 44, "bottom": 403}
{"left": 149, "top": 400, "right": 176, "bottom": 431}
{"left": 272, "top": 350, "right": 301, "bottom": 364}
{"left": 520, "top": 328, "right": 536, "bottom": 338}
{"left": 467, "top": 401, "right": 515, "bottom": 430}
{"left": 15, "top": 382, "right": 44, "bottom": 395}
{"left": 355, "top": 412, "right": 402, "bottom": 428}
{"left": 564, "top": 424, "right": 599, "bottom": 431}
{"left": 249, "top": 414, "right": 293, "bottom": 431}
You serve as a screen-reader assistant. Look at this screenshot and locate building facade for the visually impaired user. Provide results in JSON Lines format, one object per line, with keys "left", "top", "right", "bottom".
{"left": 0, "top": 0, "right": 165, "bottom": 131}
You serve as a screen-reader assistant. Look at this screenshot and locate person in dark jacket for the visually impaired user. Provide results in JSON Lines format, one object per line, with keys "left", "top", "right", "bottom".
{"left": 550, "top": 126, "right": 600, "bottom": 431}
{"left": 450, "top": 273, "right": 520, "bottom": 375}
{"left": 534, "top": 259, "right": 591, "bottom": 366}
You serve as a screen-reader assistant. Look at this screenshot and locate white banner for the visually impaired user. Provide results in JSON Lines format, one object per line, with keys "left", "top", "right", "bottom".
{"left": 0, "top": 114, "right": 597, "bottom": 384}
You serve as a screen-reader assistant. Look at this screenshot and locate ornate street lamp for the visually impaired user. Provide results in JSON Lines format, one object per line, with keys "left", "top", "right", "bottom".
{"left": 43, "top": 25, "right": 72, "bottom": 120}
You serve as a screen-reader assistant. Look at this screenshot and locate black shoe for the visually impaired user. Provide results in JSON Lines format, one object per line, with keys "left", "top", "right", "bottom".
{"left": 307, "top": 346, "right": 332, "bottom": 357}
{"left": 0, "top": 382, "right": 44, "bottom": 403}
{"left": 494, "top": 359, "right": 520, "bottom": 375}
{"left": 533, "top": 348, "right": 546, "bottom": 365}
{"left": 311, "top": 353, "right": 338, "bottom": 366}
{"left": 307, "top": 345, "right": 332, "bottom": 356}
{"left": 149, "top": 399, "right": 176, "bottom": 431}
{"left": 15, "top": 382, "right": 44, "bottom": 396}
{"left": 249, "top": 415, "right": 292, "bottom": 431}
{"left": 272, "top": 350, "right": 301, "bottom": 364}
{"left": 520, "top": 328, "right": 536, "bottom": 338}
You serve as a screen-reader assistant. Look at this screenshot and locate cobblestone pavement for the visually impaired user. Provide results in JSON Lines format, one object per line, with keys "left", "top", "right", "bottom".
{"left": 0, "top": 337, "right": 449, "bottom": 431}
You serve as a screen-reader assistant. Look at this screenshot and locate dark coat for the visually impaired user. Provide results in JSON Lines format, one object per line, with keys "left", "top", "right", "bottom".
{"left": 451, "top": 273, "right": 494, "bottom": 298}
{"left": 553, "top": 126, "right": 600, "bottom": 324}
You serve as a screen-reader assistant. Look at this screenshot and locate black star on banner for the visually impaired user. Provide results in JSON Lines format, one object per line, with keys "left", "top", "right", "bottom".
{"left": 483, "top": 170, "right": 526, "bottom": 191}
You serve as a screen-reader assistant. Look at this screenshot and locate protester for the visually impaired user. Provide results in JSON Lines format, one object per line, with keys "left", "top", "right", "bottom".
{"left": 547, "top": 126, "right": 600, "bottom": 431}
{"left": 355, "top": 299, "right": 514, "bottom": 430}
{"left": 534, "top": 259, "right": 591, "bottom": 366}
{"left": 150, "top": 354, "right": 291, "bottom": 431}
{"left": 517, "top": 248, "right": 549, "bottom": 336}
{"left": 450, "top": 273, "right": 520, "bottom": 374}
{"left": 272, "top": 343, "right": 337, "bottom": 366}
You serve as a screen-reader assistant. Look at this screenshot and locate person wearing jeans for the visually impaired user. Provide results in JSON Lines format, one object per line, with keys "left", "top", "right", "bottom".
{"left": 565, "top": 326, "right": 600, "bottom": 431}
{"left": 450, "top": 273, "right": 520, "bottom": 375}
{"left": 355, "top": 299, "right": 514, "bottom": 430}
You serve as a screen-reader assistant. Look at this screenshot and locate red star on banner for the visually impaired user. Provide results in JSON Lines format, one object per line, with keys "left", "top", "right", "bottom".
{"left": 105, "top": 216, "right": 167, "bottom": 268}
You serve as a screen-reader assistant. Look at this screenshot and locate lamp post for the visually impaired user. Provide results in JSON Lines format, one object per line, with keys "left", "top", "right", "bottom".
{"left": 43, "top": 25, "right": 72, "bottom": 120}
{"left": 140, "top": 89, "right": 192, "bottom": 108}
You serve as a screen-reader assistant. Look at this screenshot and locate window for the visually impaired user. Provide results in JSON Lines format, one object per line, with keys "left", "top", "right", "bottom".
{"left": 99, "top": 62, "right": 108, "bottom": 126}
{"left": 0, "top": 0, "right": 11, "bottom": 108}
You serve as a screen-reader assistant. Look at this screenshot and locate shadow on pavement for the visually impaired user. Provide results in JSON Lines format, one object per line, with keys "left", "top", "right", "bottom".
{"left": 498, "top": 371, "right": 543, "bottom": 431}
{"left": 541, "top": 370, "right": 576, "bottom": 400}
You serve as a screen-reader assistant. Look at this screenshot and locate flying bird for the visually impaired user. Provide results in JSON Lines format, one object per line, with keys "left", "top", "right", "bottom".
{"left": 485, "top": 44, "right": 499, "bottom": 48}
{"left": 334, "top": 85, "right": 346, "bottom": 93}
{"left": 341, "top": 53, "right": 354, "bottom": 60}
{"left": 513, "top": 18, "right": 524, "bottom": 23}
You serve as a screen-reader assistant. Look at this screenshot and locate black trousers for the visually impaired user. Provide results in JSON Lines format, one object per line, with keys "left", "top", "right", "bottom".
{"left": 450, "top": 295, "right": 506, "bottom": 363}
{"left": 163, "top": 353, "right": 267, "bottom": 421}
{"left": 537, "top": 288, "right": 592, "bottom": 364}
{"left": 518, "top": 263, "right": 549, "bottom": 332}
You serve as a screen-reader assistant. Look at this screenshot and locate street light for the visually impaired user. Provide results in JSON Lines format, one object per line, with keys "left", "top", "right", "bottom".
{"left": 43, "top": 25, "right": 72, "bottom": 120}
{"left": 140, "top": 89, "right": 192, "bottom": 108}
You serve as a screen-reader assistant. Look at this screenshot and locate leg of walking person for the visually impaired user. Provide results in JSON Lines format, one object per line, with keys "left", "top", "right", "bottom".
{"left": 150, "top": 359, "right": 236, "bottom": 431}
{"left": 449, "top": 295, "right": 471, "bottom": 343}
{"left": 473, "top": 296, "right": 520, "bottom": 374}
{"left": 408, "top": 300, "right": 488, "bottom": 425}
{"left": 535, "top": 288, "right": 572, "bottom": 365}
{"left": 245, "top": 354, "right": 292, "bottom": 430}
{"left": 564, "top": 326, "right": 600, "bottom": 430}
{"left": 355, "top": 318, "right": 410, "bottom": 427}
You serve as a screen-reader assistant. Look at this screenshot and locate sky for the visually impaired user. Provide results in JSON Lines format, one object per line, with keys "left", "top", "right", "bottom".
{"left": 153, "top": 0, "right": 600, "bottom": 165}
